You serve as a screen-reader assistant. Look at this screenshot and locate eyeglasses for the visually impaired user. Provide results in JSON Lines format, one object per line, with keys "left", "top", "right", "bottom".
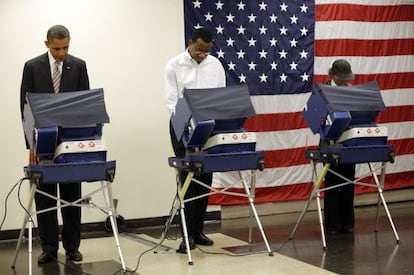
{"left": 193, "top": 48, "right": 210, "bottom": 55}
{"left": 194, "top": 50, "right": 211, "bottom": 55}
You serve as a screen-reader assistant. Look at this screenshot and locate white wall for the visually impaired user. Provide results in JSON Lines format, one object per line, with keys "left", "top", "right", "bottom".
{"left": 0, "top": 0, "right": 186, "bottom": 230}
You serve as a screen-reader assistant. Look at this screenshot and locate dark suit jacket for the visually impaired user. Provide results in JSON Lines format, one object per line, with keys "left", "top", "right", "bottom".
{"left": 20, "top": 52, "right": 90, "bottom": 148}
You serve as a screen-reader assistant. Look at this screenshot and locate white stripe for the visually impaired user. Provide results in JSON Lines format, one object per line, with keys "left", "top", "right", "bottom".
{"left": 255, "top": 121, "right": 414, "bottom": 152}
{"left": 356, "top": 154, "right": 414, "bottom": 177}
{"left": 251, "top": 89, "right": 414, "bottom": 114}
{"left": 314, "top": 56, "right": 414, "bottom": 75}
{"left": 316, "top": 0, "right": 414, "bottom": 5}
{"left": 316, "top": 21, "right": 414, "bottom": 40}
{"left": 213, "top": 162, "right": 319, "bottom": 188}
{"left": 381, "top": 89, "right": 414, "bottom": 107}
{"left": 380, "top": 121, "right": 414, "bottom": 140}
{"left": 250, "top": 93, "right": 311, "bottom": 114}
{"left": 213, "top": 153, "right": 413, "bottom": 188}
{"left": 256, "top": 129, "right": 318, "bottom": 151}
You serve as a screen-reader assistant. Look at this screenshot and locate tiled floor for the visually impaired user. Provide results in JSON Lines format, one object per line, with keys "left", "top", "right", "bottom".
{"left": 1, "top": 200, "right": 413, "bottom": 275}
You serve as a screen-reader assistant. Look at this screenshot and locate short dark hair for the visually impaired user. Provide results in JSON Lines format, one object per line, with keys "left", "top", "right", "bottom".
{"left": 47, "top": 25, "right": 70, "bottom": 42}
{"left": 191, "top": 27, "right": 213, "bottom": 43}
{"left": 330, "top": 59, "right": 355, "bottom": 81}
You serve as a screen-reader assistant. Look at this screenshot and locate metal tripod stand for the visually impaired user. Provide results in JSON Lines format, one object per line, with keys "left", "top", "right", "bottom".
{"left": 11, "top": 176, "right": 127, "bottom": 275}
{"left": 162, "top": 169, "right": 273, "bottom": 265}
{"left": 289, "top": 160, "right": 400, "bottom": 249}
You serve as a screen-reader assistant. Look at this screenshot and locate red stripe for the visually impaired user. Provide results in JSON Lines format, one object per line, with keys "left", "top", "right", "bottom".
{"left": 355, "top": 170, "right": 414, "bottom": 193}
{"left": 315, "top": 39, "right": 414, "bottom": 57}
{"left": 313, "top": 72, "right": 414, "bottom": 90}
{"left": 209, "top": 171, "right": 414, "bottom": 205}
{"left": 377, "top": 105, "right": 414, "bottom": 124}
{"left": 316, "top": 4, "right": 414, "bottom": 22}
{"left": 390, "top": 138, "right": 414, "bottom": 156}
{"left": 244, "top": 112, "right": 307, "bottom": 132}
{"left": 263, "top": 138, "right": 414, "bottom": 170}
{"left": 209, "top": 182, "right": 314, "bottom": 205}
{"left": 246, "top": 107, "right": 414, "bottom": 131}
{"left": 264, "top": 146, "right": 316, "bottom": 168}
{"left": 244, "top": 105, "right": 414, "bottom": 134}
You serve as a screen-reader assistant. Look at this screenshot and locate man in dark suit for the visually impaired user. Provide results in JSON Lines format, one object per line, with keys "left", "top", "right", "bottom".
{"left": 20, "top": 25, "right": 89, "bottom": 264}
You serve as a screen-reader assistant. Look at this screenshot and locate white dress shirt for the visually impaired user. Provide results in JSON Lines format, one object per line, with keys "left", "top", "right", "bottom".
{"left": 47, "top": 50, "right": 62, "bottom": 78}
{"left": 164, "top": 50, "right": 226, "bottom": 114}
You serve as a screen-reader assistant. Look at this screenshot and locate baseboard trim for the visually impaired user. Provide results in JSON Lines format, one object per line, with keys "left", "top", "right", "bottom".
{"left": 0, "top": 211, "right": 222, "bottom": 242}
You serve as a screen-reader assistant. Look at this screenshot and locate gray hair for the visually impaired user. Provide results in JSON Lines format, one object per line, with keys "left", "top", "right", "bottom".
{"left": 46, "top": 25, "right": 70, "bottom": 42}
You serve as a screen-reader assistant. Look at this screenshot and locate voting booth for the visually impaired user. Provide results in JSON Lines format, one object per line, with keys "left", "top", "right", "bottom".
{"left": 165, "top": 85, "right": 272, "bottom": 264}
{"left": 290, "top": 81, "right": 399, "bottom": 248}
{"left": 13, "top": 89, "right": 127, "bottom": 274}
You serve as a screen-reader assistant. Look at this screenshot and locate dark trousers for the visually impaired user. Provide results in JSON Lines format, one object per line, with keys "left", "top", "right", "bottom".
{"left": 324, "top": 164, "right": 356, "bottom": 231}
{"left": 35, "top": 182, "right": 81, "bottom": 254}
{"left": 170, "top": 121, "right": 212, "bottom": 237}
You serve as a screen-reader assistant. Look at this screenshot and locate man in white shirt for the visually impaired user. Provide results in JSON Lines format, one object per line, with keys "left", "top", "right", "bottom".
{"left": 164, "top": 27, "right": 226, "bottom": 253}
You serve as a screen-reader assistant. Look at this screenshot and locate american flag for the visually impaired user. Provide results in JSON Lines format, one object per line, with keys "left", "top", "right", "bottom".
{"left": 184, "top": 0, "right": 414, "bottom": 205}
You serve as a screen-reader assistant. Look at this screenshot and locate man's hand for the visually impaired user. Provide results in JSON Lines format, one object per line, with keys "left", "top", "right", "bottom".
{"left": 29, "top": 148, "right": 37, "bottom": 164}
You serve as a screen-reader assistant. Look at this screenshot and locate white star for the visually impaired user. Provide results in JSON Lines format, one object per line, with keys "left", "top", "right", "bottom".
{"left": 194, "top": 23, "right": 203, "bottom": 29}
{"left": 236, "top": 49, "right": 246, "bottom": 59}
{"left": 248, "top": 13, "right": 256, "bottom": 22}
{"left": 248, "top": 61, "right": 257, "bottom": 71}
{"left": 299, "top": 50, "right": 308, "bottom": 59}
{"left": 216, "top": 24, "right": 224, "bottom": 34}
{"left": 289, "top": 61, "right": 298, "bottom": 70}
{"left": 290, "top": 15, "right": 299, "bottom": 24}
{"left": 270, "top": 61, "right": 278, "bottom": 70}
{"left": 290, "top": 38, "right": 298, "bottom": 47}
{"left": 269, "top": 13, "right": 278, "bottom": 23}
{"left": 301, "top": 72, "right": 310, "bottom": 82}
{"left": 259, "top": 73, "right": 268, "bottom": 83}
{"left": 300, "top": 4, "right": 308, "bottom": 13}
{"left": 216, "top": 49, "right": 225, "bottom": 59}
{"left": 237, "top": 25, "right": 246, "bottom": 34}
{"left": 204, "top": 12, "right": 213, "bottom": 22}
{"left": 280, "top": 73, "right": 288, "bottom": 82}
{"left": 215, "top": 1, "right": 224, "bottom": 10}
{"left": 279, "top": 26, "right": 288, "bottom": 35}
{"left": 237, "top": 1, "right": 246, "bottom": 10}
{"left": 269, "top": 37, "right": 277, "bottom": 46}
{"left": 259, "top": 25, "right": 267, "bottom": 35}
{"left": 228, "top": 61, "right": 236, "bottom": 71}
{"left": 248, "top": 37, "right": 257, "bottom": 47}
{"left": 300, "top": 27, "right": 308, "bottom": 36}
{"left": 279, "top": 49, "right": 288, "bottom": 59}
{"left": 280, "top": 2, "right": 288, "bottom": 12}
{"left": 193, "top": 0, "right": 202, "bottom": 8}
{"left": 258, "top": 49, "right": 268, "bottom": 59}
{"left": 247, "top": 61, "right": 257, "bottom": 71}
{"left": 239, "top": 73, "right": 247, "bottom": 83}
{"left": 227, "top": 13, "right": 235, "bottom": 22}
{"left": 259, "top": 1, "right": 267, "bottom": 11}
{"left": 226, "top": 37, "right": 235, "bottom": 47}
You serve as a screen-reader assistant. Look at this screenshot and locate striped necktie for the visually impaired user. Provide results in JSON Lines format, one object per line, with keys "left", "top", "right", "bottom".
{"left": 52, "top": 62, "right": 61, "bottom": 93}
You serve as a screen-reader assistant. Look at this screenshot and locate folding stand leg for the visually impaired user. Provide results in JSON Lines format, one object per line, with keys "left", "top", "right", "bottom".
{"left": 368, "top": 163, "right": 400, "bottom": 243}
{"left": 290, "top": 162, "right": 330, "bottom": 250}
{"left": 239, "top": 171, "right": 273, "bottom": 255}
{"left": 177, "top": 172, "right": 195, "bottom": 265}
{"left": 101, "top": 181, "right": 127, "bottom": 272}
{"left": 248, "top": 171, "right": 255, "bottom": 244}
{"left": 159, "top": 170, "right": 195, "bottom": 264}
{"left": 11, "top": 181, "right": 37, "bottom": 274}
